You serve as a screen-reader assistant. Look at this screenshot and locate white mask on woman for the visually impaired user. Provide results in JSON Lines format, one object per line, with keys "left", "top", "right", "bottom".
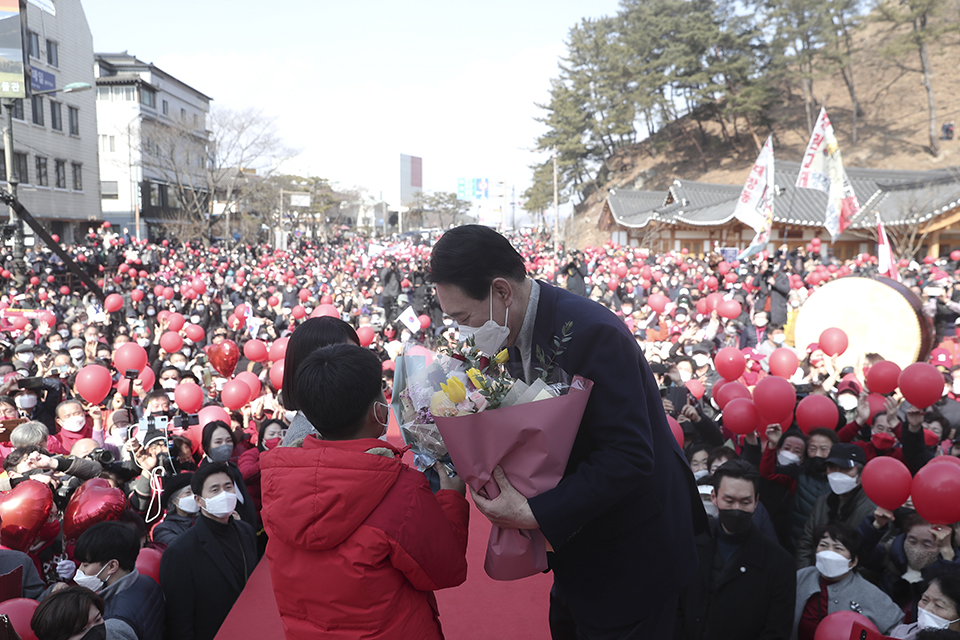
{"left": 815, "top": 550, "right": 851, "bottom": 578}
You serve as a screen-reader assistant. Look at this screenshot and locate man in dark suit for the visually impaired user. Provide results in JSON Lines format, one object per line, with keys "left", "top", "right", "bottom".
{"left": 160, "top": 462, "right": 258, "bottom": 640}
{"left": 675, "top": 459, "right": 796, "bottom": 640}
{"left": 430, "top": 225, "right": 704, "bottom": 640}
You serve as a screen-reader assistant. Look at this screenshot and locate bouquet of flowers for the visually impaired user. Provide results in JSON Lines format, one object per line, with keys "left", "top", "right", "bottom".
{"left": 391, "top": 329, "right": 593, "bottom": 581}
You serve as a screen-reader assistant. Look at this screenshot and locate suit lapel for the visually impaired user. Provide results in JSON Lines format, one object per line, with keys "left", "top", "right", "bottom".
{"left": 196, "top": 518, "right": 242, "bottom": 593}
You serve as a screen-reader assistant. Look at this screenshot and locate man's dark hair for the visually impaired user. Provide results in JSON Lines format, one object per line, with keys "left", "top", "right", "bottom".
{"left": 777, "top": 428, "right": 808, "bottom": 452}
{"left": 201, "top": 420, "right": 236, "bottom": 453}
{"left": 428, "top": 225, "right": 527, "bottom": 300}
{"left": 684, "top": 442, "right": 711, "bottom": 465}
{"left": 916, "top": 630, "right": 960, "bottom": 640}
{"left": 296, "top": 344, "right": 382, "bottom": 440}
{"left": 813, "top": 522, "right": 861, "bottom": 564}
{"left": 32, "top": 586, "right": 105, "bottom": 640}
{"left": 281, "top": 317, "right": 361, "bottom": 411}
{"left": 190, "top": 461, "right": 232, "bottom": 496}
{"left": 142, "top": 390, "right": 170, "bottom": 409}
{"left": 707, "top": 446, "right": 737, "bottom": 473}
{"left": 927, "top": 566, "right": 960, "bottom": 626}
{"left": 768, "top": 324, "right": 785, "bottom": 333}
{"left": 807, "top": 427, "right": 840, "bottom": 444}
{"left": 74, "top": 521, "right": 139, "bottom": 572}
{"left": 711, "top": 459, "right": 760, "bottom": 495}
{"left": 3, "top": 444, "right": 46, "bottom": 472}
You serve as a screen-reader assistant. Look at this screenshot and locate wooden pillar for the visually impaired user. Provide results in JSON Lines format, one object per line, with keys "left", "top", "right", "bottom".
{"left": 930, "top": 230, "right": 942, "bottom": 257}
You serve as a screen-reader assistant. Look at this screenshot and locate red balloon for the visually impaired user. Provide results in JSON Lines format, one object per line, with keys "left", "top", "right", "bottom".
{"left": 269, "top": 359, "right": 285, "bottom": 390}
{"left": 292, "top": 305, "right": 306, "bottom": 319}
{"left": 866, "top": 360, "right": 901, "bottom": 395}
{"left": 160, "top": 331, "right": 183, "bottom": 353}
{"left": 131, "top": 289, "right": 144, "bottom": 302}
{"left": 0, "top": 480, "right": 53, "bottom": 552}
{"left": 208, "top": 339, "right": 241, "bottom": 378}
{"left": 63, "top": 478, "right": 127, "bottom": 541}
{"left": 243, "top": 339, "right": 269, "bottom": 362}
{"left": 769, "top": 348, "right": 799, "bottom": 378}
{"left": 235, "top": 371, "right": 261, "bottom": 401}
{"left": 715, "top": 382, "right": 751, "bottom": 409}
{"left": 59, "top": 285, "right": 70, "bottom": 295}
{"left": 114, "top": 342, "right": 148, "bottom": 375}
{"left": 861, "top": 457, "right": 912, "bottom": 511}
{"left": 724, "top": 398, "right": 761, "bottom": 435}
{"left": 167, "top": 312, "right": 185, "bottom": 332}
{"left": 912, "top": 460, "right": 960, "bottom": 524}
{"left": 795, "top": 394, "right": 840, "bottom": 434}
{"left": 928, "top": 455, "right": 960, "bottom": 468}
{"left": 667, "top": 415, "right": 683, "bottom": 447}
{"left": 115, "top": 367, "right": 154, "bottom": 396}
{"left": 753, "top": 376, "right": 796, "bottom": 426}
{"left": 75, "top": 365, "right": 114, "bottom": 404}
{"left": 235, "top": 304, "right": 248, "bottom": 319}
{"left": 268, "top": 295, "right": 279, "bottom": 307}
{"left": 685, "top": 379, "right": 705, "bottom": 400}
{"left": 40, "top": 311, "right": 56, "bottom": 327}
{"left": 320, "top": 295, "right": 333, "bottom": 306}
{"left": 104, "top": 293, "right": 124, "bottom": 313}
{"left": 199, "top": 405, "right": 230, "bottom": 428}
{"left": 648, "top": 293, "right": 669, "bottom": 313}
{"left": 705, "top": 292, "right": 724, "bottom": 312}
{"left": 899, "top": 362, "right": 944, "bottom": 409}
{"left": 695, "top": 298, "right": 708, "bottom": 315}
{"left": 221, "top": 379, "right": 251, "bottom": 410}
{"left": 418, "top": 315, "right": 431, "bottom": 330}
{"left": 191, "top": 277, "right": 207, "bottom": 295}
{"left": 705, "top": 276, "right": 719, "bottom": 291}
{"left": 0, "top": 598, "right": 38, "bottom": 640}
{"left": 269, "top": 337, "right": 289, "bottom": 362}
{"left": 717, "top": 299, "right": 742, "bottom": 319}
{"left": 814, "top": 611, "right": 877, "bottom": 640}
{"left": 311, "top": 303, "right": 339, "bottom": 319}
{"left": 715, "top": 347, "right": 746, "bottom": 381}
{"left": 818, "top": 327, "right": 849, "bottom": 357}
{"left": 184, "top": 324, "right": 205, "bottom": 342}
{"left": 11, "top": 317, "right": 27, "bottom": 330}
{"left": 154, "top": 285, "right": 165, "bottom": 297}
{"left": 175, "top": 382, "right": 204, "bottom": 414}
{"left": 298, "top": 288, "right": 310, "bottom": 302}
{"left": 357, "top": 326, "right": 375, "bottom": 347}
{"left": 136, "top": 547, "right": 163, "bottom": 584}
{"left": 162, "top": 287, "right": 174, "bottom": 300}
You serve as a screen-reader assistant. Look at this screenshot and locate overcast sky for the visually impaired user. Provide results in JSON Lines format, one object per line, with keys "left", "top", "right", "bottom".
{"left": 82, "top": 0, "right": 622, "bottom": 208}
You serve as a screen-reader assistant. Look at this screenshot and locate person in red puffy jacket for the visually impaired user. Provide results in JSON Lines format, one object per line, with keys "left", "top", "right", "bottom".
{"left": 260, "top": 344, "right": 469, "bottom": 640}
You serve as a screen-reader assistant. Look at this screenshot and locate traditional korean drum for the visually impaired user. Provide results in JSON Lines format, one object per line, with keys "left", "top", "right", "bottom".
{"left": 794, "top": 276, "right": 933, "bottom": 369}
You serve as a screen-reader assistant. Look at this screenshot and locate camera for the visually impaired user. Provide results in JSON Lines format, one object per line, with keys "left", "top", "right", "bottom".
{"left": 88, "top": 448, "right": 114, "bottom": 465}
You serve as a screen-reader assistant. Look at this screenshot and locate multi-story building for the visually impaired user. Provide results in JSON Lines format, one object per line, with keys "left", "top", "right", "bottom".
{"left": 95, "top": 51, "right": 212, "bottom": 239}
{"left": 3, "top": 0, "right": 100, "bottom": 244}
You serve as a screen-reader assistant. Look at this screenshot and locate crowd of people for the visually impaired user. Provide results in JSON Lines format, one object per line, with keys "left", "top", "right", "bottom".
{"left": 0, "top": 221, "right": 957, "bottom": 639}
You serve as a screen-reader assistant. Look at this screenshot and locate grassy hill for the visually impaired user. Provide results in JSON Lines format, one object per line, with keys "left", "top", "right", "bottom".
{"left": 569, "top": 10, "right": 960, "bottom": 249}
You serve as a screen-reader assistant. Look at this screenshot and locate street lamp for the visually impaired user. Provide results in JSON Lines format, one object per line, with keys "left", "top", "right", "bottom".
{"left": 3, "top": 82, "right": 91, "bottom": 279}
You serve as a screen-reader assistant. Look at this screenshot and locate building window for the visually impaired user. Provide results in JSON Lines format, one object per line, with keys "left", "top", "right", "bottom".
{"left": 97, "top": 87, "right": 110, "bottom": 101}
{"left": 35, "top": 157, "right": 47, "bottom": 186}
{"left": 10, "top": 99, "right": 22, "bottom": 120}
{"left": 112, "top": 86, "right": 134, "bottom": 101}
{"left": 50, "top": 101, "right": 61, "bottom": 131}
{"left": 46, "top": 40, "right": 58, "bottom": 67}
{"left": 72, "top": 163, "right": 82, "bottom": 191}
{"left": 101, "top": 181, "right": 118, "bottom": 199}
{"left": 0, "top": 156, "right": 6, "bottom": 182}
{"left": 99, "top": 135, "right": 115, "bottom": 153}
{"left": 13, "top": 153, "right": 28, "bottom": 184}
{"left": 140, "top": 87, "right": 156, "bottom": 109}
{"left": 162, "top": 100, "right": 168, "bottom": 115}
{"left": 31, "top": 95, "right": 43, "bottom": 126}
{"left": 68, "top": 106, "right": 79, "bottom": 135}
{"left": 180, "top": 108, "right": 186, "bottom": 121}
{"left": 27, "top": 32, "right": 39, "bottom": 59}
{"left": 54, "top": 160, "right": 66, "bottom": 189}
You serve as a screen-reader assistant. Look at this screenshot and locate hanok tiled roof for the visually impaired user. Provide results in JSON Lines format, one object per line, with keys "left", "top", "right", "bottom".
{"left": 605, "top": 189, "right": 670, "bottom": 228}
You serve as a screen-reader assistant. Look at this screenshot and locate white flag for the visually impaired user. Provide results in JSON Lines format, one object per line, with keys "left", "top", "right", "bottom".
{"left": 396, "top": 306, "right": 421, "bottom": 333}
{"left": 733, "top": 136, "right": 775, "bottom": 233}
{"left": 796, "top": 108, "right": 861, "bottom": 239}
{"left": 876, "top": 213, "right": 900, "bottom": 282}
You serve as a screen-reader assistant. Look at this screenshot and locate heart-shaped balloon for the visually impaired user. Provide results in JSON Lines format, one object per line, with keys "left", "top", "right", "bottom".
{"left": 208, "top": 339, "right": 240, "bottom": 378}
{"left": 0, "top": 480, "right": 53, "bottom": 552}
{"left": 63, "top": 479, "right": 127, "bottom": 542}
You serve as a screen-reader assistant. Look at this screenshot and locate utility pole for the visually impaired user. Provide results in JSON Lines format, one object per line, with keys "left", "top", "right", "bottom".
{"left": 510, "top": 184, "right": 516, "bottom": 230}
{"left": 3, "top": 100, "right": 23, "bottom": 281}
{"left": 553, "top": 147, "right": 559, "bottom": 251}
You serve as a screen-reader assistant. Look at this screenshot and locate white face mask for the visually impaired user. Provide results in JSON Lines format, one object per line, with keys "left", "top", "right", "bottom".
{"left": 918, "top": 607, "right": 960, "bottom": 630}
{"left": 458, "top": 288, "right": 511, "bottom": 357}
{"left": 693, "top": 354, "right": 710, "bottom": 368}
{"left": 61, "top": 415, "right": 86, "bottom": 432}
{"left": 827, "top": 471, "right": 859, "bottom": 495}
{"left": 15, "top": 394, "right": 37, "bottom": 409}
{"left": 953, "top": 380, "right": 960, "bottom": 395}
{"left": 160, "top": 379, "right": 178, "bottom": 390}
{"left": 816, "top": 550, "right": 852, "bottom": 578}
{"left": 777, "top": 450, "right": 801, "bottom": 466}
{"left": 284, "top": 410, "right": 297, "bottom": 423}
{"left": 772, "top": 334, "right": 786, "bottom": 345}
{"left": 48, "top": 342, "right": 62, "bottom": 352}
{"left": 17, "top": 353, "right": 33, "bottom": 365}
{"left": 200, "top": 490, "right": 238, "bottom": 518}
{"left": 138, "top": 339, "right": 151, "bottom": 348}
{"left": 58, "top": 329, "right": 70, "bottom": 338}
{"left": 693, "top": 469, "right": 709, "bottom": 481}
{"left": 73, "top": 564, "right": 109, "bottom": 592}
{"left": 112, "top": 426, "right": 129, "bottom": 441}
{"left": 177, "top": 493, "right": 200, "bottom": 515}
{"left": 838, "top": 394, "right": 859, "bottom": 411}
{"left": 70, "top": 349, "right": 84, "bottom": 360}
{"left": 679, "top": 370, "right": 692, "bottom": 383}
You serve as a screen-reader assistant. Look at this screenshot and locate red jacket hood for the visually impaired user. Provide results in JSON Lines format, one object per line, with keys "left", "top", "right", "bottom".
{"left": 260, "top": 436, "right": 404, "bottom": 551}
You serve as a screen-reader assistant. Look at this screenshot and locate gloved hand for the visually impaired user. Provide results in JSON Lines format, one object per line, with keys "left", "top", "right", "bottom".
{"left": 56, "top": 559, "right": 76, "bottom": 581}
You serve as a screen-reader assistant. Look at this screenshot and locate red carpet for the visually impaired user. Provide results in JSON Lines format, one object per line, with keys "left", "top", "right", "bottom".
{"left": 216, "top": 416, "right": 552, "bottom": 639}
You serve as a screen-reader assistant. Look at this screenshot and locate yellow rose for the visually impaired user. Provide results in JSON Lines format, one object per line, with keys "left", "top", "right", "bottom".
{"left": 440, "top": 377, "right": 466, "bottom": 404}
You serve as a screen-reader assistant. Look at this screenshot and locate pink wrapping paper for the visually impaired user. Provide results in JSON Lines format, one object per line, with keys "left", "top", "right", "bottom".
{"left": 435, "top": 376, "right": 593, "bottom": 581}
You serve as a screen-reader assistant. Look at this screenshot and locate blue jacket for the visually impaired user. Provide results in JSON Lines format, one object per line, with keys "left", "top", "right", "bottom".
{"left": 520, "top": 282, "right": 703, "bottom": 629}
